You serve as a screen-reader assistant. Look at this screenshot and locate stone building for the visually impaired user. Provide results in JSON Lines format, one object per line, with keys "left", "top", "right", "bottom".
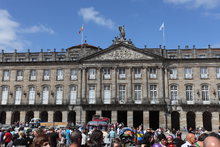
{"left": 0, "top": 28, "right": 220, "bottom": 131}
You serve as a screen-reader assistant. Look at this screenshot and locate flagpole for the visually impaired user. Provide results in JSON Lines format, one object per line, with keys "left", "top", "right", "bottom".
{"left": 163, "top": 25, "right": 165, "bottom": 46}
{"left": 81, "top": 31, "right": 84, "bottom": 47}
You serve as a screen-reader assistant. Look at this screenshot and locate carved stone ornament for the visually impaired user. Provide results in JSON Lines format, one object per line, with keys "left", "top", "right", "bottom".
{"left": 92, "top": 47, "right": 153, "bottom": 60}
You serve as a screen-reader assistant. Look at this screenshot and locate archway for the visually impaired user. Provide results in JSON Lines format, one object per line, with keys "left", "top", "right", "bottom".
{"left": 133, "top": 111, "right": 143, "bottom": 129}
{"left": 40, "top": 111, "right": 48, "bottom": 122}
{"left": 12, "top": 111, "right": 20, "bottom": 124}
{"left": 54, "top": 111, "right": 62, "bottom": 122}
{"left": 187, "top": 111, "right": 195, "bottom": 131}
{"left": 86, "top": 111, "right": 96, "bottom": 123}
{"left": 102, "top": 111, "right": 111, "bottom": 123}
{"left": 149, "top": 111, "right": 159, "bottom": 130}
{"left": 203, "top": 111, "right": 212, "bottom": 131}
{"left": 117, "top": 111, "right": 127, "bottom": 126}
{"left": 0, "top": 111, "right": 6, "bottom": 124}
{"left": 68, "top": 111, "right": 76, "bottom": 124}
{"left": 25, "top": 111, "right": 34, "bottom": 123}
{"left": 171, "top": 111, "right": 180, "bottom": 130}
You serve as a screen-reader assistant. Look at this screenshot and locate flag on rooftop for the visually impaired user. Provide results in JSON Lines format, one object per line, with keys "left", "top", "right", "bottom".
{"left": 159, "top": 22, "right": 164, "bottom": 31}
{"left": 78, "top": 25, "right": 84, "bottom": 34}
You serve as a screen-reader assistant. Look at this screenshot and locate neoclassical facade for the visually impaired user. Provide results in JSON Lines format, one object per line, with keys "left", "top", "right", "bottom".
{"left": 0, "top": 32, "right": 220, "bottom": 131}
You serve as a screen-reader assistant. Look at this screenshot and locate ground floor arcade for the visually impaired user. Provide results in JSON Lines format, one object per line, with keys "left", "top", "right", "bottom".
{"left": 0, "top": 105, "right": 219, "bottom": 131}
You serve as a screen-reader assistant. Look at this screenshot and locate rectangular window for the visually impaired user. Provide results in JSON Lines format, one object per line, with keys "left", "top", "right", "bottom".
{"left": 170, "top": 68, "right": 177, "bottom": 79}
{"left": 103, "top": 85, "right": 111, "bottom": 104}
{"left": 134, "top": 85, "right": 142, "bottom": 104}
{"left": 119, "top": 85, "right": 126, "bottom": 103}
{"left": 70, "top": 69, "right": 78, "bottom": 80}
{"left": 119, "top": 68, "right": 126, "bottom": 79}
{"left": 103, "top": 68, "right": 111, "bottom": 79}
{"left": 149, "top": 68, "right": 157, "bottom": 79}
{"left": 170, "top": 85, "right": 178, "bottom": 100}
{"left": 57, "top": 69, "right": 64, "bottom": 80}
{"left": 28, "top": 87, "right": 35, "bottom": 104}
{"left": 1, "top": 86, "right": 8, "bottom": 105}
{"left": 184, "top": 68, "right": 192, "bottom": 79}
{"left": 134, "top": 68, "right": 141, "bottom": 79}
{"left": 88, "top": 69, "right": 96, "bottom": 80}
{"left": 202, "top": 85, "right": 209, "bottom": 101}
{"left": 150, "top": 85, "right": 157, "bottom": 102}
{"left": 42, "top": 86, "right": 49, "bottom": 104}
{"left": 56, "top": 86, "right": 63, "bottom": 104}
{"left": 43, "top": 70, "right": 50, "bottom": 80}
{"left": 16, "top": 70, "right": 23, "bottom": 81}
{"left": 89, "top": 85, "right": 96, "bottom": 104}
{"left": 70, "top": 86, "right": 77, "bottom": 104}
{"left": 200, "top": 67, "right": 208, "bottom": 79}
{"left": 216, "top": 67, "right": 220, "bottom": 78}
{"left": 3, "top": 70, "right": 10, "bottom": 81}
{"left": 15, "top": 87, "right": 22, "bottom": 105}
{"left": 30, "top": 70, "right": 37, "bottom": 81}
{"left": 186, "top": 85, "right": 193, "bottom": 101}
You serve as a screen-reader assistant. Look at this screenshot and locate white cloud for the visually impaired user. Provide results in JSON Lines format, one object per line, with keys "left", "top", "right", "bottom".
{"left": 20, "top": 24, "right": 54, "bottom": 34}
{"left": 164, "top": 0, "right": 220, "bottom": 9}
{"left": 0, "top": 9, "right": 54, "bottom": 51}
{"left": 78, "top": 7, "right": 115, "bottom": 29}
{"left": 203, "top": 12, "right": 220, "bottom": 19}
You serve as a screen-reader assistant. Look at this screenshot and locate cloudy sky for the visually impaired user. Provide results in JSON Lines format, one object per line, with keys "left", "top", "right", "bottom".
{"left": 1, "top": 0, "right": 220, "bottom": 52}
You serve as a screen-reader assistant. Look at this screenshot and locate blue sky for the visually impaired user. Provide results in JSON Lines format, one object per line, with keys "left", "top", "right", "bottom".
{"left": 1, "top": 0, "right": 220, "bottom": 52}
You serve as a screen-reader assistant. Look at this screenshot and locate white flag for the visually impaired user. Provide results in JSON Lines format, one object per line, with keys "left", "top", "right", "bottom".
{"left": 159, "top": 22, "right": 164, "bottom": 31}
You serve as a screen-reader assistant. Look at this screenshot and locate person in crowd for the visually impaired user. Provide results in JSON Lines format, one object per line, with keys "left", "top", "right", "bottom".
{"left": 158, "top": 134, "right": 167, "bottom": 147}
{"left": 0, "top": 129, "right": 5, "bottom": 146}
{"left": 81, "top": 128, "right": 87, "bottom": 147}
{"left": 109, "top": 128, "right": 116, "bottom": 147}
{"left": 172, "top": 138, "right": 185, "bottom": 147}
{"left": 194, "top": 133, "right": 208, "bottom": 147}
{"left": 69, "top": 130, "right": 82, "bottom": 147}
{"left": 203, "top": 136, "right": 220, "bottom": 147}
{"left": 111, "top": 138, "right": 122, "bottom": 147}
{"left": 136, "top": 125, "right": 144, "bottom": 146}
{"left": 65, "top": 127, "right": 71, "bottom": 146}
{"left": 167, "top": 135, "right": 175, "bottom": 147}
{"left": 89, "top": 129, "right": 104, "bottom": 147}
{"left": 142, "top": 132, "right": 154, "bottom": 147}
{"left": 31, "top": 134, "right": 50, "bottom": 147}
{"left": 181, "top": 133, "right": 197, "bottom": 147}
{"left": 86, "top": 140, "right": 98, "bottom": 147}
{"left": 47, "top": 127, "right": 59, "bottom": 147}
{"left": 13, "top": 131, "right": 27, "bottom": 146}
{"left": 3, "top": 128, "right": 13, "bottom": 147}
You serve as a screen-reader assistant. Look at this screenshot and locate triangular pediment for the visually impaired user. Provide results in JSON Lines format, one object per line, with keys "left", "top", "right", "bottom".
{"left": 82, "top": 44, "right": 160, "bottom": 61}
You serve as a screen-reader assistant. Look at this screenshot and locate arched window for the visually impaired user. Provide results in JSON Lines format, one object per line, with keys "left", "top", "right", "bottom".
{"left": 70, "top": 85, "right": 77, "bottom": 104}
{"left": 1, "top": 86, "right": 8, "bottom": 105}
{"left": 186, "top": 85, "right": 193, "bottom": 101}
{"left": 202, "top": 85, "right": 209, "bottom": 101}
{"left": 15, "top": 86, "right": 22, "bottom": 105}
{"left": 28, "top": 86, "right": 36, "bottom": 104}
{"left": 56, "top": 85, "right": 63, "bottom": 104}
{"left": 42, "top": 86, "right": 49, "bottom": 104}
{"left": 170, "top": 85, "right": 178, "bottom": 100}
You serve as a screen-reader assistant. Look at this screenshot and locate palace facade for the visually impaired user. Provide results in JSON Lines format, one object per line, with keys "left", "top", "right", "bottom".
{"left": 0, "top": 31, "right": 220, "bottom": 131}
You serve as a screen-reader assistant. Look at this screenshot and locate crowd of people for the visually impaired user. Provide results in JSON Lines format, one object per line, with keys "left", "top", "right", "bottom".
{"left": 0, "top": 123, "right": 220, "bottom": 147}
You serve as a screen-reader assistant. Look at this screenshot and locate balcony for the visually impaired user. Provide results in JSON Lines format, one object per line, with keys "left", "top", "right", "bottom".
{"left": 187, "top": 100, "right": 194, "bottom": 105}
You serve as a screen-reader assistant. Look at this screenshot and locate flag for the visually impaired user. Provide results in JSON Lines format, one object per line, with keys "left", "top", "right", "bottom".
{"left": 159, "top": 22, "right": 164, "bottom": 31}
{"left": 78, "top": 25, "right": 84, "bottom": 34}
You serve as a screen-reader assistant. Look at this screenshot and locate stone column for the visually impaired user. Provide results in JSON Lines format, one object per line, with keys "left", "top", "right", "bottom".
{"left": 75, "top": 106, "right": 82, "bottom": 123}
{"left": 96, "top": 111, "right": 102, "bottom": 116}
{"left": 159, "top": 111, "right": 166, "bottom": 129}
{"left": 112, "top": 67, "right": 117, "bottom": 103}
{"left": 180, "top": 111, "right": 187, "bottom": 130}
{"left": 143, "top": 111, "right": 149, "bottom": 129}
{"left": 62, "top": 111, "right": 68, "bottom": 122}
{"left": 48, "top": 111, "right": 53, "bottom": 122}
{"left": 127, "top": 68, "right": 132, "bottom": 103}
{"left": 81, "top": 110, "right": 86, "bottom": 124}
{"left": 167, "top": 113, "right": 171, "bottom": 129}
{"left": 96, "top": 68, "right": 101, "bottom": 104}
{"left": 34, "top": 111, "right": 40, "bottom": 119}
{"left": 6, "top": 111, "right": 12, "bottom": 124}
{"left": 81, "top": 68, "right": 87, "bottom": 103}
{"left": 127, "top": 111, "right": 133, "bottom": 127}
{"left": 212, "top": 112, "right": 219, "bottom": 132}
{"left": 142, "top": 68, "right": 147, "bottom": 103}
{"left": 195, "top": 111, "right": 203, "bottom": 129}
{"left": 111, "top": 111, "right": 117, "bottom": 124}
{"left": 20, "top": 111, "right": 26, "bottom": 123}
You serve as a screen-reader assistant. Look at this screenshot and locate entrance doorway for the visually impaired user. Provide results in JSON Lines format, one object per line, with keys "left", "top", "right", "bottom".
{"left": 171, "top": 111, "right": 180, "bottom": 130}
{"left": 68, "top": 111, "right": 76, "bottom": 124}
{"left": 86, "top": 111, "right": 96, "bottom": 122}
{"left": 102, "top": 111, "right": 111, "bottom": 123}
{"left": 117, "top": 111, "right": 127, "bottom": 126}
{"left": 133, "top": 111, "right": 143, "bottom": 128}
{"left": 40, "top": 111, "right": 48, "bottom": 122}
{"left": 149, "top": 111, "right": 159, "bottom": 130}
{"left": 54, "top": 111, "right": 62, "bottom": 122}
{"left": 203, "top": 111, "right": 212, "bottom": 131}
{"left": 187, "top": 111, "right": 195, "bottom": 131}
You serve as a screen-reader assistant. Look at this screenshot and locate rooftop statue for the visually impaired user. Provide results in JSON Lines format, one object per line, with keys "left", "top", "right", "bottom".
{"left": 119, "top": 25, "right": 126, "bottom": 40}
